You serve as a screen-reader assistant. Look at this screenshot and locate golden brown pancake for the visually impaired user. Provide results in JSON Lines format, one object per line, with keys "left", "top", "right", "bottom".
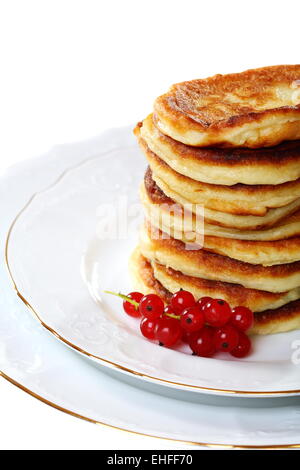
{"left": 143, "top": 168, "right": 300, "bottom": 231}
{"left": 251, "top": 299, "right": 300, "bottom": 335}
{"left": 129, "top": 248, "right": 300, "bottom": 335}
{"left": 154, "top": 256, "right": 300, "bottom": 313}
{"left": 141, "top": 182, "right": 300, "bottom": 243}
{"left": 151, "top": 170, "right": 300, "bottom": 230}
{"left": 139, "top": 223, "right": 300, "bottom": 293}
{"left": 136, "top": 130, "right": 300, "bottom": 216}
{"left": 201, "top": 235, "right": 300, "bottom": 266}
{"left": 143, "top": 189, "right": 300, "bottom": 264}
{"left": 154, "top": 65, "right": 300, "bottom": 148}
{"left": 138, "top": 115, "right": 300, "bottom": 185}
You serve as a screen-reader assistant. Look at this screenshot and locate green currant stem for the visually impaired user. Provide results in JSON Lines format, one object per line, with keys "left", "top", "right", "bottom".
{"left": 104, "top": 290, "right": 181, "bottom": 319}
{"left": 164, "top": 313, "right": 180, "bottom": 320}
{"left": 104, "top": 290, "right": 139, "bottom": 308}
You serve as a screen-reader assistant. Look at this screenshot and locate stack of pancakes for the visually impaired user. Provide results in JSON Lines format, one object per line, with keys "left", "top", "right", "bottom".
{"left": 131, "top": 65, "right": 300, "bottom": 335}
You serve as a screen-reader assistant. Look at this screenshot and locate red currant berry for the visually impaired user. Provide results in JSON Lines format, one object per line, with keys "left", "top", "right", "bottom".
{"left": 189, "top": 327, "right": 216, "bottom": 357}
{"left": 182, "top": 330, "right": 194, "bottom": 343}
{"left": 180, "top": 306, "right": 205, "bottom": 333}
{"left": 140, "top": 317, "right": 158, "bottom": 340}
{"left": 155, "top": 317, "right": 182, "bottom": 347}
{"left": 203, "top": 298, "right": 232, "bottom": 327}
{"left": 170, "top": 290, "right": 195, "bottom": 314}
{"left": 139, "top": 294, "right": 164, "bottom": 319}
{"left": 213, "top": 325, "right": 239, "bottom": 352}
{"left": 196, "top": 296, "right": 212, "bottom": 310}
{"left": 164, "top": 305, "right": 176, "bottom": 315}
{"left": 123, "top": 292, "right": 143, "bottom": 317}
{"left": 230, "top": 332, "right": 252, "bottom": 358}
{"left": 231, "top": 306, "right": 254, "bottom": 332}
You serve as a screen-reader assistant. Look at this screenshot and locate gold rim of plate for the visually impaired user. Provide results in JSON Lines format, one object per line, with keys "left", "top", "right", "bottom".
{"left": 1, "top": 370, "right": 300, "bottom": 449}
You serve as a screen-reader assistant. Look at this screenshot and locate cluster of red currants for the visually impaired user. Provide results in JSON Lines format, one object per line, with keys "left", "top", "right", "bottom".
{"left": 109, "top": 290, "right": 254, "bottom": 358}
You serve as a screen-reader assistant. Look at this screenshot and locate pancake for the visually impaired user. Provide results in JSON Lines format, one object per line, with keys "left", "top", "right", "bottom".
{"left": 140, "top": 179, "right": 300, "bottom": 242}
{"left": 251, "top": 299, "right": 300, "bottom": 335}
{"left": 154, "top": 257, "right": 300, "bottom": 313}
{"left": 149, "top": 169, "right": 300, "bottom": 230}
{"left": 129, "top": 248, "right": 300, "bottom": 335}
{"left": 136, "top": 130, "right": 300, "bottom": 216}
{"left": 154, "top": 171, "right": 300, "bottom": 230}
{"left": 143, "top": 194, "right": 300, "bottom": 265}
{"left": 153, "top": 65, "right": 300, "bottom": 148}
{"left": 139, "top": 223, "right": 300, "bottom": 293}
{"left": 201, "top": 235, "right": 300, "bottom": 267}
{"left": 138, "top": 115, "right": 300, "bottom": 185}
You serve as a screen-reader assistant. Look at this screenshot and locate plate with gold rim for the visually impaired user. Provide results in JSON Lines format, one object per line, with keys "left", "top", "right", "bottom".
{"left": 2, "top": 132, "right": 300, "bottom": 449}
{"left": 5, "top": 127, "right": 300, "bottom": 398}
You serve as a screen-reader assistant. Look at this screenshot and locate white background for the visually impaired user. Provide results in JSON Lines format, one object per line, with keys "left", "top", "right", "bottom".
{"left": 0, "top": 0, "right": 299, "bottom": 450}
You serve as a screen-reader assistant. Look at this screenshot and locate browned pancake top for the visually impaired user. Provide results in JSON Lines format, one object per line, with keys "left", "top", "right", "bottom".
{"left": 154, "top": 65, "right": 300, "bottom": 130}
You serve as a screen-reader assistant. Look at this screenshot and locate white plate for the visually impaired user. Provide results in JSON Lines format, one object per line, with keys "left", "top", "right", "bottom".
{"left": 1, "top": 144, "right": 300, "bottom": 449}
{"left": 5, "top": 127, "right": 300, "bottom": 397}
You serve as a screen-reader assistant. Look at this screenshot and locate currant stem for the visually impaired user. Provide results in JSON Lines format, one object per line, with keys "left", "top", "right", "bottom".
{"left": 164, "top": 313, "right": 180, "bottom": 320}
{"left": 104, "top": 290, "right": 139, "bottom": 308}
{"left": 104, "top": 290, "right": 181, "bottom": 319}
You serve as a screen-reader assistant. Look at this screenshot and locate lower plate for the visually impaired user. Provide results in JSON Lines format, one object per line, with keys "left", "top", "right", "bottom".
{"left": 1, "top": 131, "right": 300, "bottom": 448}
{"left": 5, "top": 126, "right": 300, "bottom": 397}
